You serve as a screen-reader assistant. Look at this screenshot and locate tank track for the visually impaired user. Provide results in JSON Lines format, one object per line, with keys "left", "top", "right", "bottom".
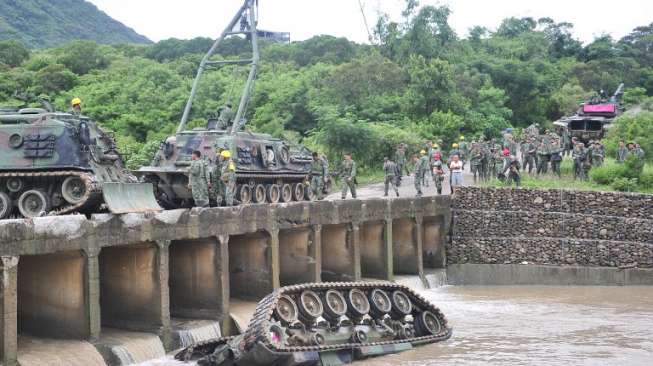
{"left": 0, "top": 171, "right": 101, "bottom": 217}
{"left": 177, "top": 281, "right": 452, "bottom": 365}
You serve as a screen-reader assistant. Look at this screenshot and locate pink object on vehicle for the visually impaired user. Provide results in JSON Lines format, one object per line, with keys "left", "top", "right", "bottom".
{"left": 583, "top": 104, "right": 616, "bottom": 113}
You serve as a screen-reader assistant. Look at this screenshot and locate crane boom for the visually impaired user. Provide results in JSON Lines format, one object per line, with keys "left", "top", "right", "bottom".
{"left": 177, "top": 0, "right": 259, "bottom": 134}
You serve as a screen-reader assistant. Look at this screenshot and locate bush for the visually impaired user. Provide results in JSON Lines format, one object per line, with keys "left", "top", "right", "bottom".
{"left": 639, "top": 166, "right": 653, "bottom": 189}
{"left": 611, "top": 177, "right": 638, "bottom": 192}
{"left": 589, "top": 160, "right": 627, "bottom": 185}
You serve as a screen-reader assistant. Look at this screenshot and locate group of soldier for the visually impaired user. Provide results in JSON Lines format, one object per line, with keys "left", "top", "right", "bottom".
{"left": 188, "top": 148, "right": 237, "bottom": 207}
{"left": 309, "top": 152, "right": 357, "bottom": 200}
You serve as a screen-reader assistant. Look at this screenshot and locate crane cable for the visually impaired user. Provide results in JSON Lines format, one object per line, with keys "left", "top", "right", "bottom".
{"left": 357, "top": 0, "right": 374, "bottom": 44}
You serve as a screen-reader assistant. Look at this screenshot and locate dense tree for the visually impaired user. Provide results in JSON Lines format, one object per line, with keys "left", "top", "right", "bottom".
{"left": 0, "top": 40, "right": 30, "bottom": 67}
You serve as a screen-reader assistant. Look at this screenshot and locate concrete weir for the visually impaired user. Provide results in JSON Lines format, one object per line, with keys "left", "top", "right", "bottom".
{"left": 0, "top": 196, "right": 450, "bottom": 365}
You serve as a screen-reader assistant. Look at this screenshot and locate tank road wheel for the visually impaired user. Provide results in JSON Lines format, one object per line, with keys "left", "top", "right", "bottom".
{"left": 368, "top": 289, "right": 392, "bottom": 318}
{"left": 280, "top": 184, "right": 292, "bottom": 203}
{"left": 305, "top": 185, "right": 315, "bottom": 201}
{"left": 18, "top": 189, "right": 51, "bottom": 218}
{"left": 61, "top": 176, "right": 87, "bottom": 205}
{"left": 390, "top": 290, "right": 413, "bottom": 320}
{"left": 237, "top": 185, "right": 252, "bottom": 204}
{"left": 253, "top": 184, "right": 266, "bottom": 203}
{"left": 415, "top": 311, "right": 442, "bottom": 337}
{"left": 346, "top": 289, "right": 370, "bottom": 320}
{"left": 6, "top": 178, "right": 23, "bottom": 193}
{"left": 292, "top": 183, "right": 305, "bottom": 201}
{"left": 266, "top": 184, "right": 280, "bottom": 204}
{"left": 0, "top": 192, "right": 13, "bottom": 219}
{"left": 274, "top": 295, "right": 299, "bottom": 325}
{"left": 267, "top": 323, "right": 287, "bottom": 347}
{"left": 298, "top": 290, "right": 324, "bottom": 323}
{"left": 322, "top": 290, "right": 347, "bottom": 322}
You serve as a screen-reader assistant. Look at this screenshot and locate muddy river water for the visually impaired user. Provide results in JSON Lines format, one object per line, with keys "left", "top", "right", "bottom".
{"left": 140, "top": 285, "right": 653, "bottom": 366}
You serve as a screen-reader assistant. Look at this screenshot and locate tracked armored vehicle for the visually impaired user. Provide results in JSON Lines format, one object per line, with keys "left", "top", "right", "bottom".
{"left": 138, "top": 0, "right": 322, "bottom": 208}
{"left": 0, "top": 103, "right": 161, "bottom": 219}
{"left": 554, "top": 83, "right": 624, "bottom": 143}
{"left": 177, "top": 282, "right": 452, "bottom": 366}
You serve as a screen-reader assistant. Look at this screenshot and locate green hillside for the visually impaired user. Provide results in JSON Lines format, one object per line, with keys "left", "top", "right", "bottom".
{"left": 0, "top": 0, "right": 150, "bottom": 48}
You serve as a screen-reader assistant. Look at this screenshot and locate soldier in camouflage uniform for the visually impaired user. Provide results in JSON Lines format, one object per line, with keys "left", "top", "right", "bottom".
{"left": 383, "top": 157, "right": 399, "bottom": 197}
{"left": 395, "top": 143, "right": 408, "bottom": 176}
{"left": 414, "top": 150, "right": 429, "bottom": 197}
{"left": 220, "top": 150, "right": 237, "bottom": 206}
{"left": 458, "top": 136, "right": 468, "bottom": 169}
{"left": 216, "top": 103, "right": 234, "bottom": 130}
{"left": 572, "top": 143, "right": 587, "bottom": 181}
{"left": 590, "top": 141, "right": 604, "bottom": 167}
{"left": 536, "top": 141, "right": 549, "bottom": 175}
{"left": 523, "top": 138, "right": 537, "bottom": 174}
{"left": 432, "top": 153, "right": 445, "bottom": 195}
{"left": 469, "top": 143, "right": 482, "bottom": 183}
{"left": 211, "top": 148, "right": 225, "bottom": 206}
{"left": 188, "top": 150, "right": 210, "bottom": 207}
{"left": 341, "top": 153, "right": 357, "bottom": 199}
{"left": 549, "top": 139, "right": 563, "bottom": 178}
{"left": 310, "top": 152, "right": 326, "bottom": 200}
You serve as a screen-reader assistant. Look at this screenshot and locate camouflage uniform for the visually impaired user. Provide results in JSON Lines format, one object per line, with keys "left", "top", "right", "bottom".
{"left": 211, "top": 159, "right": 224, "bottom": 206}
{"left": 536, "top": 143, "right": 549, "bottom": 175}
{"left": 217, "top": 105, "right": 234, "bottom": 130}
{"left": 503, "top": 158, "right": 521, "bottom": 187}
{"left": 523, "top": 141, "right": 536, "bottom": 174}
{"left": 432, "top": 160, "right": 445, "bottom": 195}
{"left": 395, "top": 147, "right": 408, "bottom": 176}
{"left": 549, "top": 145, "right": 563, "bottom": 178}
{"left": 572, "top": 145, "right": 587, "bottom": 181}
{"left": 221, "top": 158, "right": 237, "bottom": 206}
{"left": 469, "top": 147, "right": 482, "bottom": 183}
{"left": 414, "top": 155, "right": 429, "bottom": 197}
{"left": 310, "top": 158, "right": 326, "bottom": 200}
{"left": 591, "top": 144, "right": 604, "bottom": 167}
{"left": 383, "top": 159, "right": 399, "bottom": 197}
{"left": 189, "top": 158, "right": 210, "bottom": 207}
{"left": 341, "top": 159, "right": 357, "bottom": 199}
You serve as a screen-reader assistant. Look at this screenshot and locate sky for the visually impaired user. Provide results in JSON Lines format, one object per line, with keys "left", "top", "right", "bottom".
{"left": 88, "top": 0, "right": 652, "bottom": 44}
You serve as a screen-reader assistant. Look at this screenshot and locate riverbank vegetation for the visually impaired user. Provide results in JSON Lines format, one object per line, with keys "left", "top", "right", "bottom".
{"left": 1, "top": 1, "right": 652, "bottom": 174}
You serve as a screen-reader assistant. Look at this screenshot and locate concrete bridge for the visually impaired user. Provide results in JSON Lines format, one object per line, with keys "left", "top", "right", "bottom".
{"left": 0, "top": 196, "right": 450, "bottom": 365}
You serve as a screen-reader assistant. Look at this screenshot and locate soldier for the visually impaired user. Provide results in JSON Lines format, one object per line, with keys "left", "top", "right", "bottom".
{"left": 341, "top": 153, "right": 357, "bottom": 199}
{"left": 220, "top": 150, "right": 237, "bottom": 206}
{"left": 71, "top": 97, "right": 82, "bottom": 116}
{"left": 524, "top": 138, "right": 537, "bottom": 174}
{"left": 634, "top": 143, "right": 646, "bottom": 159}
{"left": 503, "top": 156, "right": 521, "bottom": 187}
{"left": 383, "top": 157, "right": 399, "bottom": 197}
{"left": 572, "top": 143, "right": 587, "bottom": 181}
{"left": 188, "top": 150, "right": 210, "bottom": 207}
{"left": 616, "top": 141, "right": 628, "bottom": 163}
{"left": 422, "top": 141, "right": 432, "bottom": 187}
{"left": 449, "top": 143, "right": 461, "bottom": 162}
{"left": 549, "top": 139, "right": 563, "bottom": 178}
{"left": 492, "top": 147, "right": 503, "bottom": 178}
{"left": 414, "top": 150, "right": 429, "bottom": 197}
{"left": 480, "top": 141, "right": 490, "bottom": 181}
{"left": 432, "top": 153, "right": 445, "bottom": 195}
{"left": 591, "top": 142, "right": 604, "bottom": 167}
{"left": 561, "top": 127, "right": 572, "bottom": 156}
{"left": 216, "top": 103, "right": 234, "bottom": 130}
{"left": 536, "top": 141, "right": 549, "bottom": 175}
{"left": 310, "top": 152, "right": 326, "bottom": 200}
{"left": 469, "top": 144, "right": 482, "bottom": 183}
{"left": 211, "top": 148, "right": 225, "bottom": 206}
{"left": 395, "top": 143, "right": 408, "bottom": 176}
{"left": 458, "top": 136, "right": 468, "bottom": 169}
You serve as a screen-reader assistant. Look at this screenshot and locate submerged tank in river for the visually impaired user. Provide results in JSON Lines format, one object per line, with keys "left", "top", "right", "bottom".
{"left": 176, "top": 282, "right": 452, "bottom": 366}
{"left": 0, "top": 101, "right": 161, "bottom": 219}
{"left": 138, "top": 0, "right": 321, "bottom": 207}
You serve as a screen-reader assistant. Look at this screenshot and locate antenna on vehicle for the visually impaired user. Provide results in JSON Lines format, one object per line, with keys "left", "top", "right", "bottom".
{"left": 358, "top": 0, "right": 374, "bottom": 44}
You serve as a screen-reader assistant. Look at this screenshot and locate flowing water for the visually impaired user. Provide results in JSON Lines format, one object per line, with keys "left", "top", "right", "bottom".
{"left": 356, "top": 285, "right": 653, "bottom": 366}
{"left": 171, "top": 319, "right": 222, "bottom": 349}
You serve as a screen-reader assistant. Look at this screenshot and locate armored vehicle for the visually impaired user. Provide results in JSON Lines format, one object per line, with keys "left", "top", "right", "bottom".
{"left": 138, "top": 0, "right": 321, "bottom": 207}
{"left": 554, "top": 83, "right": 624, "bottom": 143}
{"left": 177, "top": 282, "right": 452, "bottom": 366}
{"left": 0, "top": 103, "right": 161, "bottom": 219}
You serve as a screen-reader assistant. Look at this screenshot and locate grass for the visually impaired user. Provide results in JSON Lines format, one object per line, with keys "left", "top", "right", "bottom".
{"left": 484, "top": 157, "right": 653, "bottom": 194}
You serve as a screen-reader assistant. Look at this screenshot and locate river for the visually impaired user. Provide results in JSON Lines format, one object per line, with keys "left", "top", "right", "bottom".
{"left": 137, "top": 285, "right": 653, "bottom": 366}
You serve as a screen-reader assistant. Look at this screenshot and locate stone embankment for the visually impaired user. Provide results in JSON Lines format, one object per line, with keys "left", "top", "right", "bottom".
{"left": 449, "top": 187, "right": 653, "bottom": 268}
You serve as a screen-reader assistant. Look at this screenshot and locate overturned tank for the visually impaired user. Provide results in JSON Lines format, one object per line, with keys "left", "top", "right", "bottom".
{"left": 554, "top": 83, "right": 624, "bottom": 143}
{"left": 137, "top": 0, "right": 321, "bottom": 208}
{"left": 177, "top": 282, "right": 452, "bottom": 366}
{"left": 0, "top": 103, "right": 161, "bottom": 219}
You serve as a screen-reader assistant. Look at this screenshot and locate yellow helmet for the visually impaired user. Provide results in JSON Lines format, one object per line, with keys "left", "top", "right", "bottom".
{"left": 453, "top": 143, "right": 459, "bottom": 148}
{"left": 71, "top": 97, "right": 82, "bottom": 107}
{"left": 220, "top": 150, "right": 231, "bottom": 158}
{"left": 420, "top": 150, "right": 426, "bottom": 155}
{"left": 460, "top": 136, "right": 465, "bottom": 140}
{"left": 433, "top": 144, "right": 439, "bottom": 149}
